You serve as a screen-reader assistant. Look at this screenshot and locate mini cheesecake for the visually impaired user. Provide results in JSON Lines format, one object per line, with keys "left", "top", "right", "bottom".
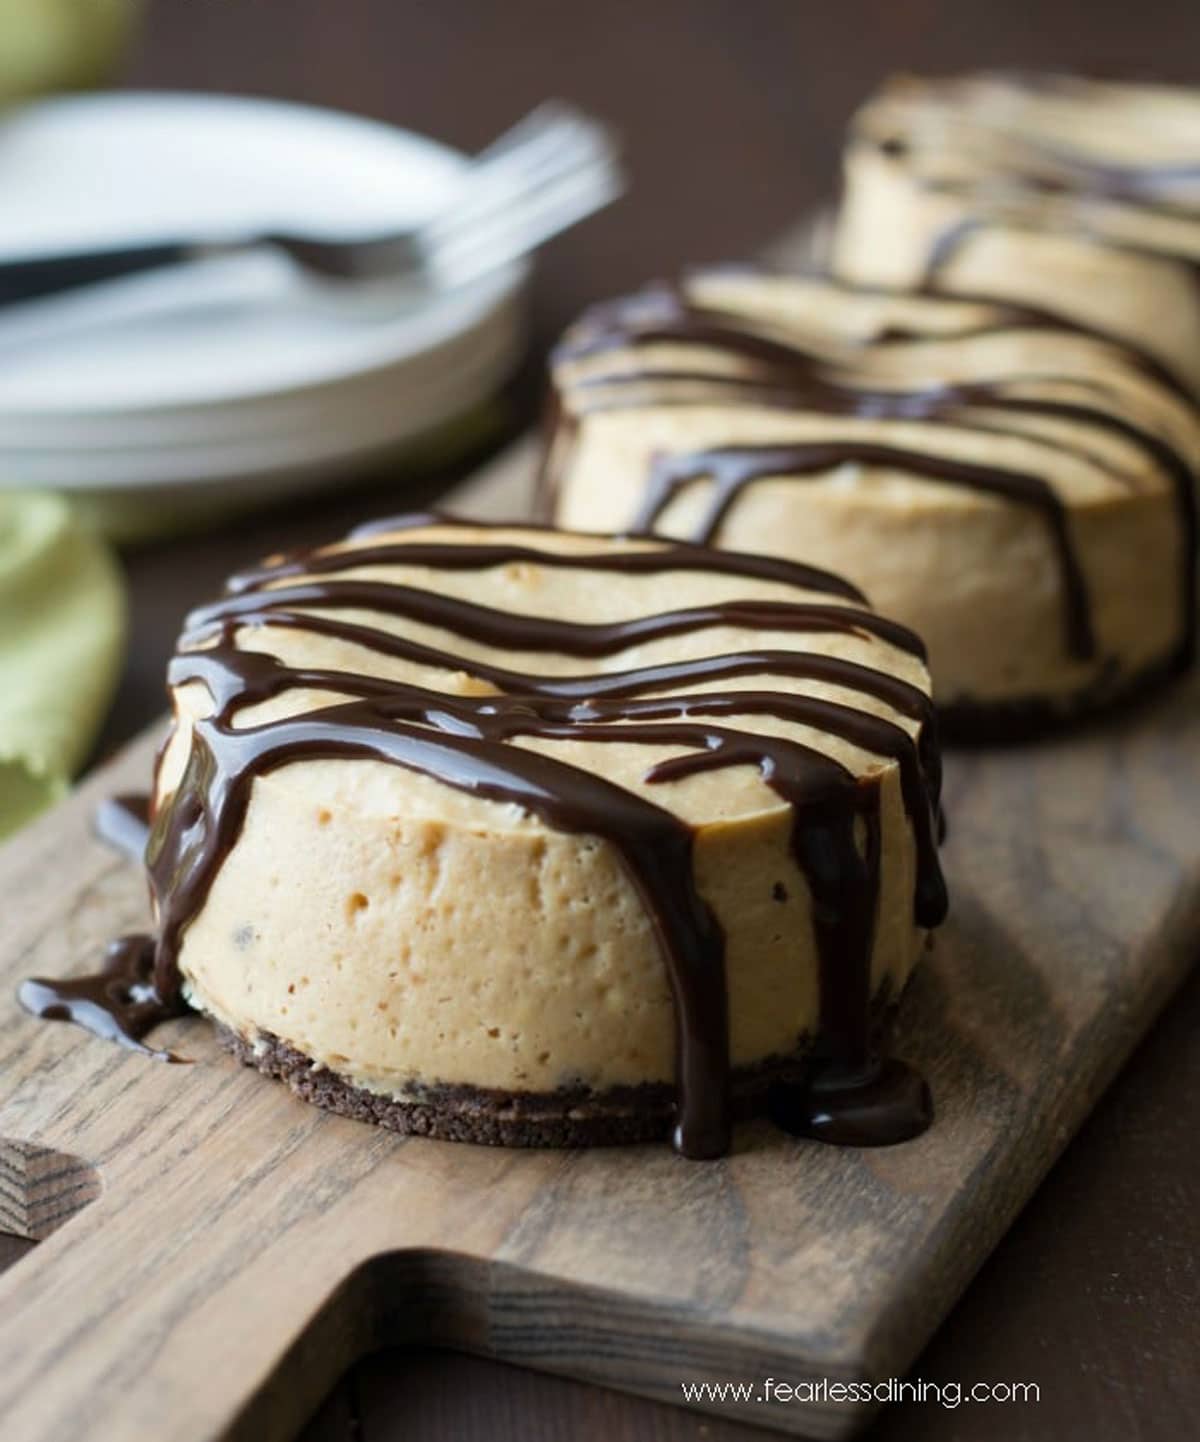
{"left": 545, "top": 270, "right": 1199, "bottom": 733}
{"left": 832, "top": 72, "right": 1200, "bottom": 397}
{"left": 147, "top": 520, "right": 946, "bottom": 1156}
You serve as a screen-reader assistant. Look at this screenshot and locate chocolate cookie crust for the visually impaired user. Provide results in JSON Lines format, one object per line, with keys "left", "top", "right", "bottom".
{"left": 216, "top": 980, "right": 904, "bottom": 1149}
{"left": 216, "top": 1024, "right": 801, "bottom": 1147}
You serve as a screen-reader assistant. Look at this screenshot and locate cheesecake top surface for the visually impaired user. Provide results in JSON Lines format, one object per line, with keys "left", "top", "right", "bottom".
{"left": 846, "top": 72, "right": 1200, "bottom": 253}
{"left": 161, "top": 517, "right": 935, "bottom": 831}
{"left": 548, "top": 271, "right": 1199, "bottom": 682}
{"left": 854, "top": 72, "right": 1200, "bottom": 168}
{"left": 551, "top": 271, "right": 1200, "bottom": 510}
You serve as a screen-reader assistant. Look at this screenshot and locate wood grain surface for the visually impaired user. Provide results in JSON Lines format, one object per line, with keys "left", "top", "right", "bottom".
{"left": 4, "top": 7, "right": 1197, "bottom": 1436}
{"left": 2, "top": 438, "right": 1199, "bottom": 1441}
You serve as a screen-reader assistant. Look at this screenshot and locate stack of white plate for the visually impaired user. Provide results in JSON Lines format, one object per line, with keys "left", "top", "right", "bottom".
{"left": 0, "top": 92, "right": 529, "bottom": 538}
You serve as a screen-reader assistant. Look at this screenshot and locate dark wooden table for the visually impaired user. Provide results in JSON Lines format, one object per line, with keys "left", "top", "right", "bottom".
{"left": 16, "top": 2, "right": 1198, "bottom": 1438}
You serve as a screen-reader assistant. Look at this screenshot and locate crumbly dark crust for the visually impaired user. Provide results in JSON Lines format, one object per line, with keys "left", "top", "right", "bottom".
{"left": 218, "top": 1025, "right": 791, "bottom": 1146}
{"left": 215, "top": 982, "right": 903, "bottom": 1149}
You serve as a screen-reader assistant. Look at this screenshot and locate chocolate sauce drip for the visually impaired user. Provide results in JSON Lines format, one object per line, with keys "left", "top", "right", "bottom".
{"left": 899, "top": 110, "right": 1200, "bottom": 211}
{"left": 631, "top": 440, "right": 1095, "bottom": 659}
{"left": 94, "top": 792, "right": 152, "bottom": 864}
{"left": 1052, "top": 159, "right": 1200, "bottom": 203}
{"left": 18, "top": 935, "right": 184, "bottom": 1062}
{"left": 227, "top": 531, "right": 869, "bottom": 604}
{"left": 184, "top": 579, "right": 921, "bottom": 661}
{"left": 667, "top": 264, "right": 1193, "bottom": 400}
{"left": 769, "top": 1057, "right": 932, "bottom": 1146}
{"left": 25, "top": 527, "right": 945, "bottom": 1157}
{"left": 919, "top": 217, "right": 988, "bottom": 288}
{"left": 550, "top": 283, "right": 1198, "bottom": 673}
{"left": 570, "top": 688, "right": 944, "bottom": 927}
{"left": 920, "top": 210, "right": 1200, "bottom": 321}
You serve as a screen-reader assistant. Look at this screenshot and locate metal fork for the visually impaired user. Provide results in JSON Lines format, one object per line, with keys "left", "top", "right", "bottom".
{"left": 0, "top": 101, "right": 623, "bottom": 309}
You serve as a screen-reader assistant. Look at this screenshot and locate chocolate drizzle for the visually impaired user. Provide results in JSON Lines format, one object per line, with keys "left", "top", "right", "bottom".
{"left": 769, "top": 1056, "right": 932, "bottom": 1146}
{"left": 547, "top": 281, "right": 1198, "bottom": 677}
{"left": 19, "top": 935, "right": 184, "bottom": 1063}
{"left": 21, "top": 522, "right": 946, "bottom": 1159}
{"left": 961, "top": 74, "right": 1200, "bottom": 203}
{"left": 866, "top": 72, "right": 1200, "bottom": 219}
{"left": 863, "top": 76, "right": 1200, "bottom": 403}
{"left": 632, "top": 440, "right": 1096, "bottom": 659}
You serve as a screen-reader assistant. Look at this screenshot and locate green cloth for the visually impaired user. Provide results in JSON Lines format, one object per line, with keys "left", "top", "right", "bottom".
{"left": 0, "top": 493, "right": 125, "bottom": 839}
{"left": 0, "top": 0, "right": 141, "bottom": 102}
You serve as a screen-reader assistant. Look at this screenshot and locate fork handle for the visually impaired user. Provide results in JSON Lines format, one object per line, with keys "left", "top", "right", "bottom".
{"left": 0, "top": 241, "right": 194, "bottom": 308}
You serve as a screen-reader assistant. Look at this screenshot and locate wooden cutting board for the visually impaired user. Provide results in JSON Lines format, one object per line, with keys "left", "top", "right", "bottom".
{"left": 1, "top": 439, "right": 1198, "bottom": 1442}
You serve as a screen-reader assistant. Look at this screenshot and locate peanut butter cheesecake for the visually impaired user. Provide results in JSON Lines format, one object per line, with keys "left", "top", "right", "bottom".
{"left": 832, "top": 72, "right": 1200, "bottom": 397}
{"left": 544, "top": 271, "right": 1199, "bottom": 733}
{"left": 22, "top": 518, "right": 946, "bottom": 1157}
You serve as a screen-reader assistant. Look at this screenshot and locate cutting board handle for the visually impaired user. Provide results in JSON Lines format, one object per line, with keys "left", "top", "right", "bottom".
{"left": 0, "top": 1142, "right": 380, "bottom": 1442}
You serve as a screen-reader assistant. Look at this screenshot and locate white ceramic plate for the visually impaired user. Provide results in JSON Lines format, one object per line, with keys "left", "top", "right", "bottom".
{"left": 0, "top": 92, "right": 528, "bottom": 512}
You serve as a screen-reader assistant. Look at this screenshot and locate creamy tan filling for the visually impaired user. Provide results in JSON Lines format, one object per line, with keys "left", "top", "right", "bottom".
{"left": 549, "top": 275, "right": 1195, "bottom": 709}
{"left": 160, "top": 525, "right": 932, "bottom": 1097}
